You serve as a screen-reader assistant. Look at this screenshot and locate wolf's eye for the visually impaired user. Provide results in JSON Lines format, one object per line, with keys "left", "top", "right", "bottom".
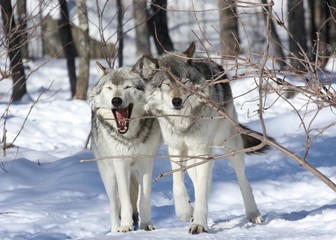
{"left": 106, "top": 86, "right": 112, "bottom": 90}
{"left": 135, "top": 86, "right": 145, "bottom": 91}
{"left": 124, "top": 85, "right": 145, "bottom": 91}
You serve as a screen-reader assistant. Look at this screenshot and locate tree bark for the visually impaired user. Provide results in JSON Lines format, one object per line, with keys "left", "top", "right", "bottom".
{"left": 328, "top": 0, "right": 336, "bottom": 54}
{"left": 117, "top": 0, "right": 124, "bottom": 66}
{"left": 1, "top": 0, "right": 27, "bottom": 101}
{"left": 288, "top": 0, "right": 308, "bottom": 69}
{"left": 261, "top": 0, "right": 285, "bottom": 69}
{"left": 58, "top": 0, "right": 77, "bottom": 98}
{"left": 148, "top": 0, "right": 174, "bottom": 55}
{"left": 16, "top": 0, "right": 29, "bottom": 59}
{"left": 74, "top": 0, "right": 90, "bottom": 100}
{"left": 133, "top": 0, "right": 151, "bottom": 57}
{"left": 308, "top": 0, "right": 330, "bottom": 68}
{"left": 218, "top": 0, "right": 240, "bottom": 58}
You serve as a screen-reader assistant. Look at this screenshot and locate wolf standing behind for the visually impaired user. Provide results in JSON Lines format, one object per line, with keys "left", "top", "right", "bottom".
{"left": 140, "top": 43, "right": 268, "bottom": 234}
{"left": 89, "top": 62, "right": 162, "bottom": 232}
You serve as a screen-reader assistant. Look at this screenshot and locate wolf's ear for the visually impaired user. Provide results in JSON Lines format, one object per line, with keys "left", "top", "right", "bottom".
{"left": 183, "top": 42, "right": 196, "bottom": 58}
{"left": 96, "top": 61, "right": 107, "bottom": 77}
{"left": 132, "top": 55, "right": 159, "bottom": 80}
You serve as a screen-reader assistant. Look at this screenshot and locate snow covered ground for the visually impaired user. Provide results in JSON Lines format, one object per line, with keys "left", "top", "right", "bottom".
{"left": 1, "top": 56, "right": 335, "bottom": 240}
{"left": 1, "top": 1, "right": 336, "bottom": 239}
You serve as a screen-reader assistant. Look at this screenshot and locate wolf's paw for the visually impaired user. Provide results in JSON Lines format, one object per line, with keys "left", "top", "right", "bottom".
{"left": 248, "top": 213, "right": 263, "bottom": 224}
{"left": 189, "top": 223, "right": 208, "bottom": 235}
{"left": 141, "top": 223, "right": 156, "bottom": 231}
{"left": 117, "top": 226, "right": 132, "bottom": 233}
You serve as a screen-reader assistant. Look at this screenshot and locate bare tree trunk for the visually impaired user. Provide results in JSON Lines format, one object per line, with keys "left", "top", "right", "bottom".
{"left": 261, "top": 0, "right": 285, "bottom": 69}
{"left": 148, "top": 0, "right": 174, "bottom": 55}
{"left": 133, "top": 0, "right": 151, "bottom": 57}
{"left": 308, "top": 0, "right": 330, "bottom": 68}
{"left": 16, "top": 0, "right": 29, "bottom": 59}
{"left": 117, "top": 0, "right": 123, "bottom": 66}
{"left": 288, "top": 0, "right": 308, "bottom": 69}
{"left": 328, "top": 0, "right": 336, "bottom": 54}
{"left": 58, "top": 0, "right": 77, "bottom": 98}
{"left": 1, "top": 0, "right": 27, "bottom": 101}
{"left": 74, "top": 0, "right": 90, "bottom": 100}
{"left": 218, "top": 0, "right": 240, "bottom": 58}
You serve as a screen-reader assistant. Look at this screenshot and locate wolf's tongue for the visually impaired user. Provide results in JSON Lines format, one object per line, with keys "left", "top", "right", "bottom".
{"left": 115, "top": 108, "right": 128, "bottom": 129}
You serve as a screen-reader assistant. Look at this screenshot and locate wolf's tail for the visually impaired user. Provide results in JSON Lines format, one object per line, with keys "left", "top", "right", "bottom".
{"left": 240, "top": 124, "right": 272, "bottom": 154}
{"left": 130, "top": 175, "right": 139, "bottom": 228}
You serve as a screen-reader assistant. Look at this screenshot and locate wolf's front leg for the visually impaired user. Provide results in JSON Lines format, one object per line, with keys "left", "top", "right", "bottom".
{"left": 138, "top": 159, "right": 156, "bottom": 231}
{"left": 114, "top": 160, "right": 134, "bottom": 232}
{"left": 187, "top": 154, "right": 214, "bottom": 234}
{"left": 169, "top": 147, "right": 194, "bottom": 222}
{"left": 97, "top": 160, "right": 120, "bottom": 232}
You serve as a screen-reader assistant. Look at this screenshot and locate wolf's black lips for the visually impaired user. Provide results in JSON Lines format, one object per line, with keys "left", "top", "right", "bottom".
{"left": 112, "top": 104, "right": 133, "bottom": 134}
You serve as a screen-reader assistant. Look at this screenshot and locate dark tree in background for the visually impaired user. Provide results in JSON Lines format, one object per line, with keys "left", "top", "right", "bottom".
{"left": 287, "top": 0, "right": 308, "bottom": 69}
{"left": 328, "top": 1, "right": 336, "bottom": 52}
{"left": 148, "top": 0, "right": 174, "bottom": 55}
{"left": 308, "top": 0, "right": 333, "bottom": 68}
{"left": 117, "top": 0, "right": 124, "bottom": 66}
{"left": 218, "top": 0, "right": 240, "bottom": 58}
{"left": 0, "top": 0, "right": 27, "bottom": 101}
{"left": 287, "top": 0, "right": 336, "bottom": 70}
{"left": 58, "top": 0, "right": 77, "bottom": 98}
{"left": 16, "top": 0, "right": 29, "bottom": 59}
{"left": 74, "top": 0, "right": 90, "bottom": 100}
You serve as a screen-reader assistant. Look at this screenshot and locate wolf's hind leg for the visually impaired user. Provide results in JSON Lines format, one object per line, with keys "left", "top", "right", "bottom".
{"left": 169, "top": 147, "right": 194, "bottom": 222}
{"left": 228, "top": 153, "right": 262, "bottom": 224}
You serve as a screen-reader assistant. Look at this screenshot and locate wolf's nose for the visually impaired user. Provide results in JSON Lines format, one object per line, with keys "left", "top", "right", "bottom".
{"left": 111, "top": 97, "right": 122, "bottom": 107}
{"left": 172, "top": 97, "right": 183, "bottom": 107}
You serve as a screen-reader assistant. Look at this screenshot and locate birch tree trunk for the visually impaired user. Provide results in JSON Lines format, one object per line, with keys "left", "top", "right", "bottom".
{"left": 74, "top": 0, "right": 90, "bottom": 100}
{"left": 133, "top": 0, "right": 151, "bottom": 57}
{"left": 218, "top": 0, "right": 240, "bottom": 58}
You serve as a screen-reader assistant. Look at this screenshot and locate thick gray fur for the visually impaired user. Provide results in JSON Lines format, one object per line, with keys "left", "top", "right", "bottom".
{"left": 89, "top": 63, "right": 162, "bottom": 233}
{"left": 140, "top": 42, "right": 268, "bottom": 234}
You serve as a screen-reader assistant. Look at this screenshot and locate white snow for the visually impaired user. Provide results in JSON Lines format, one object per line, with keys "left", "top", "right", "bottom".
{"left": 1, "top": 0, "right": 336, "bottom": 239}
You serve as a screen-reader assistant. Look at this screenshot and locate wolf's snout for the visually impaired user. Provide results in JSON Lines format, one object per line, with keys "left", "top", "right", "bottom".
{"left": 172, "top": 97, "right": 183, "bottom": 108}
{"left": 112, "top": 97, "right": 122, "bottom": 107}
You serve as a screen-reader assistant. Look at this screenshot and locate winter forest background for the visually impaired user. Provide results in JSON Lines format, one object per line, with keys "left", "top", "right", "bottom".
{"left": 1, "top": 1, "right": 336, "bottom": 239}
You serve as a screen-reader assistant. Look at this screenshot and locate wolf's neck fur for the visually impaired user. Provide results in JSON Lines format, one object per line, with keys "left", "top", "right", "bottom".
{"left": 152, "top": 104, "right": 210, "bottom": 135}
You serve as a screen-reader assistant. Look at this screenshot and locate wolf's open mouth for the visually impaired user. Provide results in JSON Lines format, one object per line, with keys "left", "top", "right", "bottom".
{"left": 112, "top": 104, "right": 133, "bottom": 134}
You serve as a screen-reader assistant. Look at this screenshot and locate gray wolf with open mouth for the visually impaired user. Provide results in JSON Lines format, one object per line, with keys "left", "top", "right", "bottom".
{"left": 89, "top": 62, "right": 162, "bottom": 233}
{"left": 138, "top": 42, "right": 269, "bottom": 234}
